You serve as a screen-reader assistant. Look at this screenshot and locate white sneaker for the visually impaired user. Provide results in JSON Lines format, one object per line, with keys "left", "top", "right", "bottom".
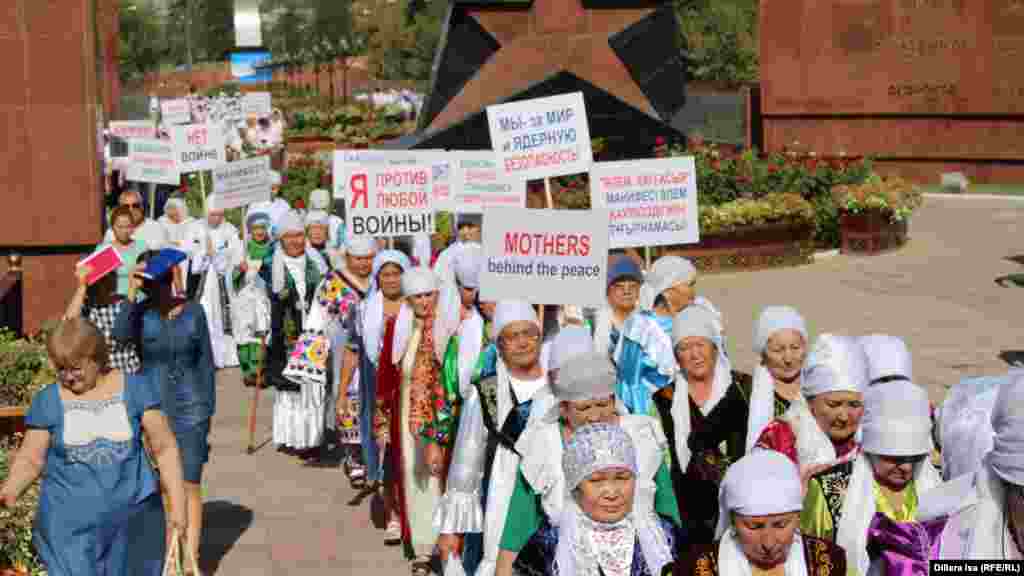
{"left": 385, "top": 520, "right": 401, "bottom": 544}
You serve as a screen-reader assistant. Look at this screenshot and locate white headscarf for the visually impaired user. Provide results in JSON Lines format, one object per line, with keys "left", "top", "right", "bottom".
{"left": 305, "top": 210, "right": 330, "bottom": 228}
{"left": 392, "top": 267, "right": 451, "bottom": 364}
{"left": 668, "top": 305, "right": 732, "bottom": 474}
{"left": 555, "top": 423, "right": 673, "bottom": 576}
{"left": 276, "top": 210, "right": 305, "bottom": 237}
{"left": 778, "top": 334, "right": 869, "bottom": 468}
{"left": 638, "top": 256, "right": 696, "bottom": 312}
{"left": 550, "top": 352, "right": 617, "bottom": 404}
{"left": 363, "top": 250, "right": 411, "bottom": 366}
{"left": 747, "top": 306, "right": 808, "bottom": 451}
{"left": 838, "top": 379, "right": 942, "bottom": 576}
{"left": 937, "top": 374, "right": 1007, "bottom": 480}
{"left": 309, "top": 188, "right": 331, "bottom": 211}
{"left": 549, "top": 326, "right": 595, "bottom": 372}
{"left": 453, "top": 243, "right": 483, "bottom": 289}
{"left": 859, "top": 334, "right": 913, "bottom": 383}
{"left": 493, "top": 300, "right": 538, "bottom": 339}
{"left": 346, "top": 236, "right": 377, "bottom": 258}
{"left": 715, "top": 450, "right": 803, "bottom": 538}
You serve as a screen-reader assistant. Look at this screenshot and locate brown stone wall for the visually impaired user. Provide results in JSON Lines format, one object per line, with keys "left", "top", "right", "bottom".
{"left": 0, "top": 0, "right": 103, "bottom": 333}
{"left": 759, "top": 0, "right": 1024, "bottom": 183}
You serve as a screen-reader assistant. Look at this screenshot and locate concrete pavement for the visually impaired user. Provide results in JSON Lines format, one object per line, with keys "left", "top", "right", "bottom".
{"left": 199, "top": 194, "right": 1023, "bottom": 574}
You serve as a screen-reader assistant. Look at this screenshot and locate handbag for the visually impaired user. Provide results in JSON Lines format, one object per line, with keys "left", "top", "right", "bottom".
{"left": 162, "top": 527, "right": 202, "bottom": 576}
{"left": 282, "top": 330, "right": 330, "bottom": 388}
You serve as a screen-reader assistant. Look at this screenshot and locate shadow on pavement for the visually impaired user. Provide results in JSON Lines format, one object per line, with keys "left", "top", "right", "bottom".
{"left": 999, "top": 350, "right": 1024, "bottom": 368}
{"left": 200, "top": 500, "right": 255, "bottom": 574}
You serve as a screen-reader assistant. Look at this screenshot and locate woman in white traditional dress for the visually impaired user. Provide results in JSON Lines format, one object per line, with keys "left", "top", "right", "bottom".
{"left": 919, "top": 372, "right": 1024, "bottom": 560}
{"left": 819, "top": 380, "right": 942, "bottom": 576}
{"left": 664, "top": 449, "right": 847, "bottom": 576}
{"left": 745, "top": 306, "right": 809, "bottom": 452}
{"left": 512, "top": 422, "right": 679, "bottom": 576}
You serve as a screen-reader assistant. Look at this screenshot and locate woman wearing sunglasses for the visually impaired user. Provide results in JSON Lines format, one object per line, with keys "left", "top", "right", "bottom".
{"left": 0, "top": 317, "right": 187, "bottom": 575}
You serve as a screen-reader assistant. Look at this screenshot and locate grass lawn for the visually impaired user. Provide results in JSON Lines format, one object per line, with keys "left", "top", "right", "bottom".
{"left": 921, "top": 183, "right": 1024, "bottom": 196}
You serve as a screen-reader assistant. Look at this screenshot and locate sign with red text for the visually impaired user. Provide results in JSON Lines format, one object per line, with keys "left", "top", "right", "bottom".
{"left": 591, "top": 157, "right": 700, "bottom": 249}
{"left": 211, "top": 156, "right": 271, "bottom": 210}
{"left": 344, "top": 164, "right": 434, "bottom": 237}
{"left": 480, "top": 207, "right": 608, "bottom": 306}
{"left": 452, "top": 151, "right": 527, "bottom": 213}
{"left": 160, "top": 98, "right": 191, "bottom": 125}
{"left": 486, "top": 92, "right": 593, "bottom": 181}
{"left": 109, "top": 121, "right": 156, "bottom": 140}
{"left": 126, "top": 138, "right": 179, "bottom": 185}
{"left": 171, "top": 123, "right": 226, "bottom": 173}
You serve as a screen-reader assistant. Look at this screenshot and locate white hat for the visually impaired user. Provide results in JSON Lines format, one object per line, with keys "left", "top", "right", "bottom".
{"left": 309, "top": 188, "right": 331, "bottom": 211}
{"left": 801, "top": 334, "right": 869, "bottom": 397}
{"left": 715, "top": 450, "right": 803, "bottom": 538}
{"left": 345, "top": 236, "right": 377, "bottom": 258}
{"left": 493, "top": 300, "right": 539, "bottom": 339}
{"left": 549, "top": 326, "right": 594, "bottom": 371}
{"left": 671, "top": 305, "right": 721, "bottom": 348}
{"left": 305, "top": 210, "right": 330, "bottom": 227}
{"left": 277, "top": 210, "right": 305, "bottom": 236}
{"left": 858, "top": 334, "right": 912, "bottom": 383}
{"left": 639, "top": 256, "right": 696, "bottom": 311}
{"left": 753, "top": 306, "right": 807, "bottom": 355}
{"left": 453, "top": 243, "right": 483, "bottom": 289}
{"left": 551, "top": 351, "right": 617, "bottom": 403}
{"left": 401, "top": 266, "right": 439, "bottom": 297}
{"left": 861, "top": 379, "right": 932, "bottom": 456}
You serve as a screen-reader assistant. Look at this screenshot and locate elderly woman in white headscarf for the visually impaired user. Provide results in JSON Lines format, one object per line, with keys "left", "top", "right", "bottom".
{"left": 308, "top": 188, "right": 345, "bottom": 252}
{"left": 754, "top": 334, "right": 868, "bottom": 471}
{"left": 257, "top": 210, "right": 329, "bottom": 455}
{"left": 805, "top": 380, "right": 941, "bottom": 576}
{"left": 664, "top": 450, "right": 847, "bottom": 576}
{"left": 919, "top": 372, "right": 1024, "bottom": 561}
{"left": 746, "top": 306, "right": 809, "bottom": 452}
{"left": 652, "top": 305, "right": 751, "bottom": 544}
{"left": 510, "top": 423, "right": 679, "bottom": 576}
{"left": 159, "top": 195, "right": 195, "bottom": 249}
{"left": 497, "top": 338, "right": 680, "bottom": 575}
{"left": 614, "top": 256, "right": 723, "bottom": 416}
{"left": 304, "top": 209, "right": 333, "bottom": 267}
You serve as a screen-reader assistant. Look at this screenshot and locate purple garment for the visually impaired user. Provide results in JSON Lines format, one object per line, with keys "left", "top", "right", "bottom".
{"left": 867, "top": 512, "right": 948, "bottom": 576}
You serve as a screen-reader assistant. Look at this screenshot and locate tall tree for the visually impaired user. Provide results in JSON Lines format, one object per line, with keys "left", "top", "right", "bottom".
{"left": 675, "top": 0, "right": 759, "bottom": 85}
{"left": 119, "top": 0, "right": 165, "bottom": 80}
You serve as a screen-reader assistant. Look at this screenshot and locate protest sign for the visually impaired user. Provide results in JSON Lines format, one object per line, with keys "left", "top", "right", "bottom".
{"left": 160, "top": 99, "right": 191, "bottom": 125}
{"left": 452, "top": 151, "right": 526, "bottom": 213}
{"left": 591, "top": 156, "right": 700, "bottom": 248}
{"left": 479, "top": 207, "right": 608, "bottom": 306}
{"left": 126, "top": 138, "right": 179, "bottom": 185}
{"left": 343, "top": 164, "right": 433, "bottom": 238}
{"left": 109, "top": 121, "right": 156, "bottom": 141}
{"left": 331, "top": 149, "right": 445, "bottom": 201}
{"left": 211, "top": 156, "right": 271, "bottom": 210}
{"left": 172, "top": 123, "right": 226, "bottom": 173}
{"left": 242, "top": 92, "right": 272, "bottom": 117}
{"left": 486, "top": 92, "right": 593, "bottom": 181}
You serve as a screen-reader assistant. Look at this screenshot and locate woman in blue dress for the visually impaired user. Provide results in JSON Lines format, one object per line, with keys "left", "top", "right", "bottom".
{"left": 0, "top": 317, "right": 187, "bottom": 575}
{"left": 114, "top": 251, "right": 216, "bottom": 571}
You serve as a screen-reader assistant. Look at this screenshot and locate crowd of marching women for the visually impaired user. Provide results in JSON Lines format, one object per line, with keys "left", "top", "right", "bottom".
{"left": 1, "top": 172, "right": 1022, "bottom": 576}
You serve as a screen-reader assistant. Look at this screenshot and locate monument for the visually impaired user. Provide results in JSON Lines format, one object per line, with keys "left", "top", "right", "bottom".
{"left": 395, "top": 0, "right": 689, "bottom": 156}
{"left": 760, "top": 0, "right": 1024, "bottom": 183}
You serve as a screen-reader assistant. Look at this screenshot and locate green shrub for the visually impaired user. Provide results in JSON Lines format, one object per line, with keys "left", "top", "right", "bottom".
{"left": 0, "top": 435, "right": 45, "bottom": 575}
{"left": 0, "top": 330, "right": 54, "bottom": 409}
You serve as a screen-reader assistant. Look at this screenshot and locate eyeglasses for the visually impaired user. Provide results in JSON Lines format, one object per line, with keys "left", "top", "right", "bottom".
{"left": 58, "top": 366, "right": 86, "bottom": 383}
{"left": 502, "top": 328, "right": 540, "bottom": 344}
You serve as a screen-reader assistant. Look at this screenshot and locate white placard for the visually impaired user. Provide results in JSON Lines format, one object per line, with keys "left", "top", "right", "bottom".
{"left": 486, "top": 92, "right": 593, "bottom": 181}
{"left": 160, "top": 99, "right": 191, "bottom": 125}
{"left": 591, "top": 156, "right": 700, "bottom": 249}
{"left": 172, "top": 123, "right": 226, "bottom": 173}
{"left": 126, "top": 138, "right": 179, "bottom": 185}
{"left": 479, "top": 207, "right": 608, "bottom": 306}
{"left": 109, "top": 121, "right": 156, "bottom": 140}
{"left": 452, "top": 151, "right": 526, "bottom": 213}
{"left": 211, "top": 156, "right": 271, "bottom": 210}
{"left": 242, "top": 92, "right": 272, "bottom": 117}
{"left": 344, "top": 164, "right": 433, "bottom": 238}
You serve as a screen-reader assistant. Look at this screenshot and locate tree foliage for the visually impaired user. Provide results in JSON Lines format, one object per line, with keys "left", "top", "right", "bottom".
{"left": 675, "top": 0, "right": 759, "bottom": 86}
{"left": 119, "top": 1, "right": 164, "bottom": 80}
{"left": 369, "top": 0, "right": 445, "bottom": 86}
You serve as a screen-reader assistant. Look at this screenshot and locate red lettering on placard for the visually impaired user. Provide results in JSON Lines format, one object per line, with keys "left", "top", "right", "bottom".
{"left": 350, "top": 174, "right": 368, "bottom": 209}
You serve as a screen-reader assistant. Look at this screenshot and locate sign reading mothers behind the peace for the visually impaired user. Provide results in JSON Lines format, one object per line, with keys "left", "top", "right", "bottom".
{"left": 345, "top": 164, "right": 434, "bottom": 238}
{"left": 486, "top": 92, "right": 593, "bottom": 181}
{"left": 480, "top": 207, "right": 608, "bottom": 307}
{"left": 591, "top": 156, "right": 699, "bottom": 249}
{"left": 172, "top": 123, "right": 226, "bottom": 173}
{"left": 452, "top": 151, "right": 527, "bottom": 213}
{"left": 211, "top": 155, "right": 271, "bottom": 210}
{"left": 126, "top": 138, "right": 179, "bottom": 185}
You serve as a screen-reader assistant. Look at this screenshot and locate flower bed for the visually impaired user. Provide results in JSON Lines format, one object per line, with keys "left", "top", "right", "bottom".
{"left": 0, "top": 435, "right": 44, "bottom": 575}
{"left": 832, "top": 174, "right": 922, "bottom": 254}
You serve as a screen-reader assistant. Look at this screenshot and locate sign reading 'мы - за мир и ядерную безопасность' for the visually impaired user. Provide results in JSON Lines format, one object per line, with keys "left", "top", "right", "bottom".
{"left": 479, "top": 207, "right": 608, "bottom": 307}
{"left": 486, "top": 92, "right": 593, "bottom": 181}
{"left": 344, "top": 163, "right": 434, "bottom": 238}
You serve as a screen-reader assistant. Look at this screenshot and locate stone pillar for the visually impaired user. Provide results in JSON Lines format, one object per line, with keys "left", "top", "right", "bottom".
{"left": 0, "top": 0, "right": 106, "bottom": 333}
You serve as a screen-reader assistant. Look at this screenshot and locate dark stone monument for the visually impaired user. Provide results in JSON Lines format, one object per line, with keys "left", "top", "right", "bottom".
{"left": 389, "top": 0, "right": 689, "bottom": 157}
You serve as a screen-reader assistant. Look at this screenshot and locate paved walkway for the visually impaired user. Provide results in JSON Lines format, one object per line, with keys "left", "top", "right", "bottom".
{"left": 199, "top": 194, "right": 1023, "bottom": 574}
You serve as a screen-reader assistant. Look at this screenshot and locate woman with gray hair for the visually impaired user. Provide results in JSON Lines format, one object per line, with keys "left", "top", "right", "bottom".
{"left": 513, "top": 423, "right": 680, "bottom": 576}
{"left": 653, "top": 305, "right": 751, "bottom": 544}
{"left": 746, "top": 306, "right": 808, "bottom": 452}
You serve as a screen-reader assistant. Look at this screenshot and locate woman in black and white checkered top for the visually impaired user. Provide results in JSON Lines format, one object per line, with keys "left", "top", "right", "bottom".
{"left": 63, "top": 260, "right": 142, "bottom": 374}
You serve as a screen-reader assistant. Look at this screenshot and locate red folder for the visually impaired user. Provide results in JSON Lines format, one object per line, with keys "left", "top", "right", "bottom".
{"left": 77, "top": 245, "right": 123, "bottom": 286}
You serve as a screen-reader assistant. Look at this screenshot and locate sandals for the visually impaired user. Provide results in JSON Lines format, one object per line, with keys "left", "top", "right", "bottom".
{"left": 385, "top": 520, "right": 402, "bottom": 545}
